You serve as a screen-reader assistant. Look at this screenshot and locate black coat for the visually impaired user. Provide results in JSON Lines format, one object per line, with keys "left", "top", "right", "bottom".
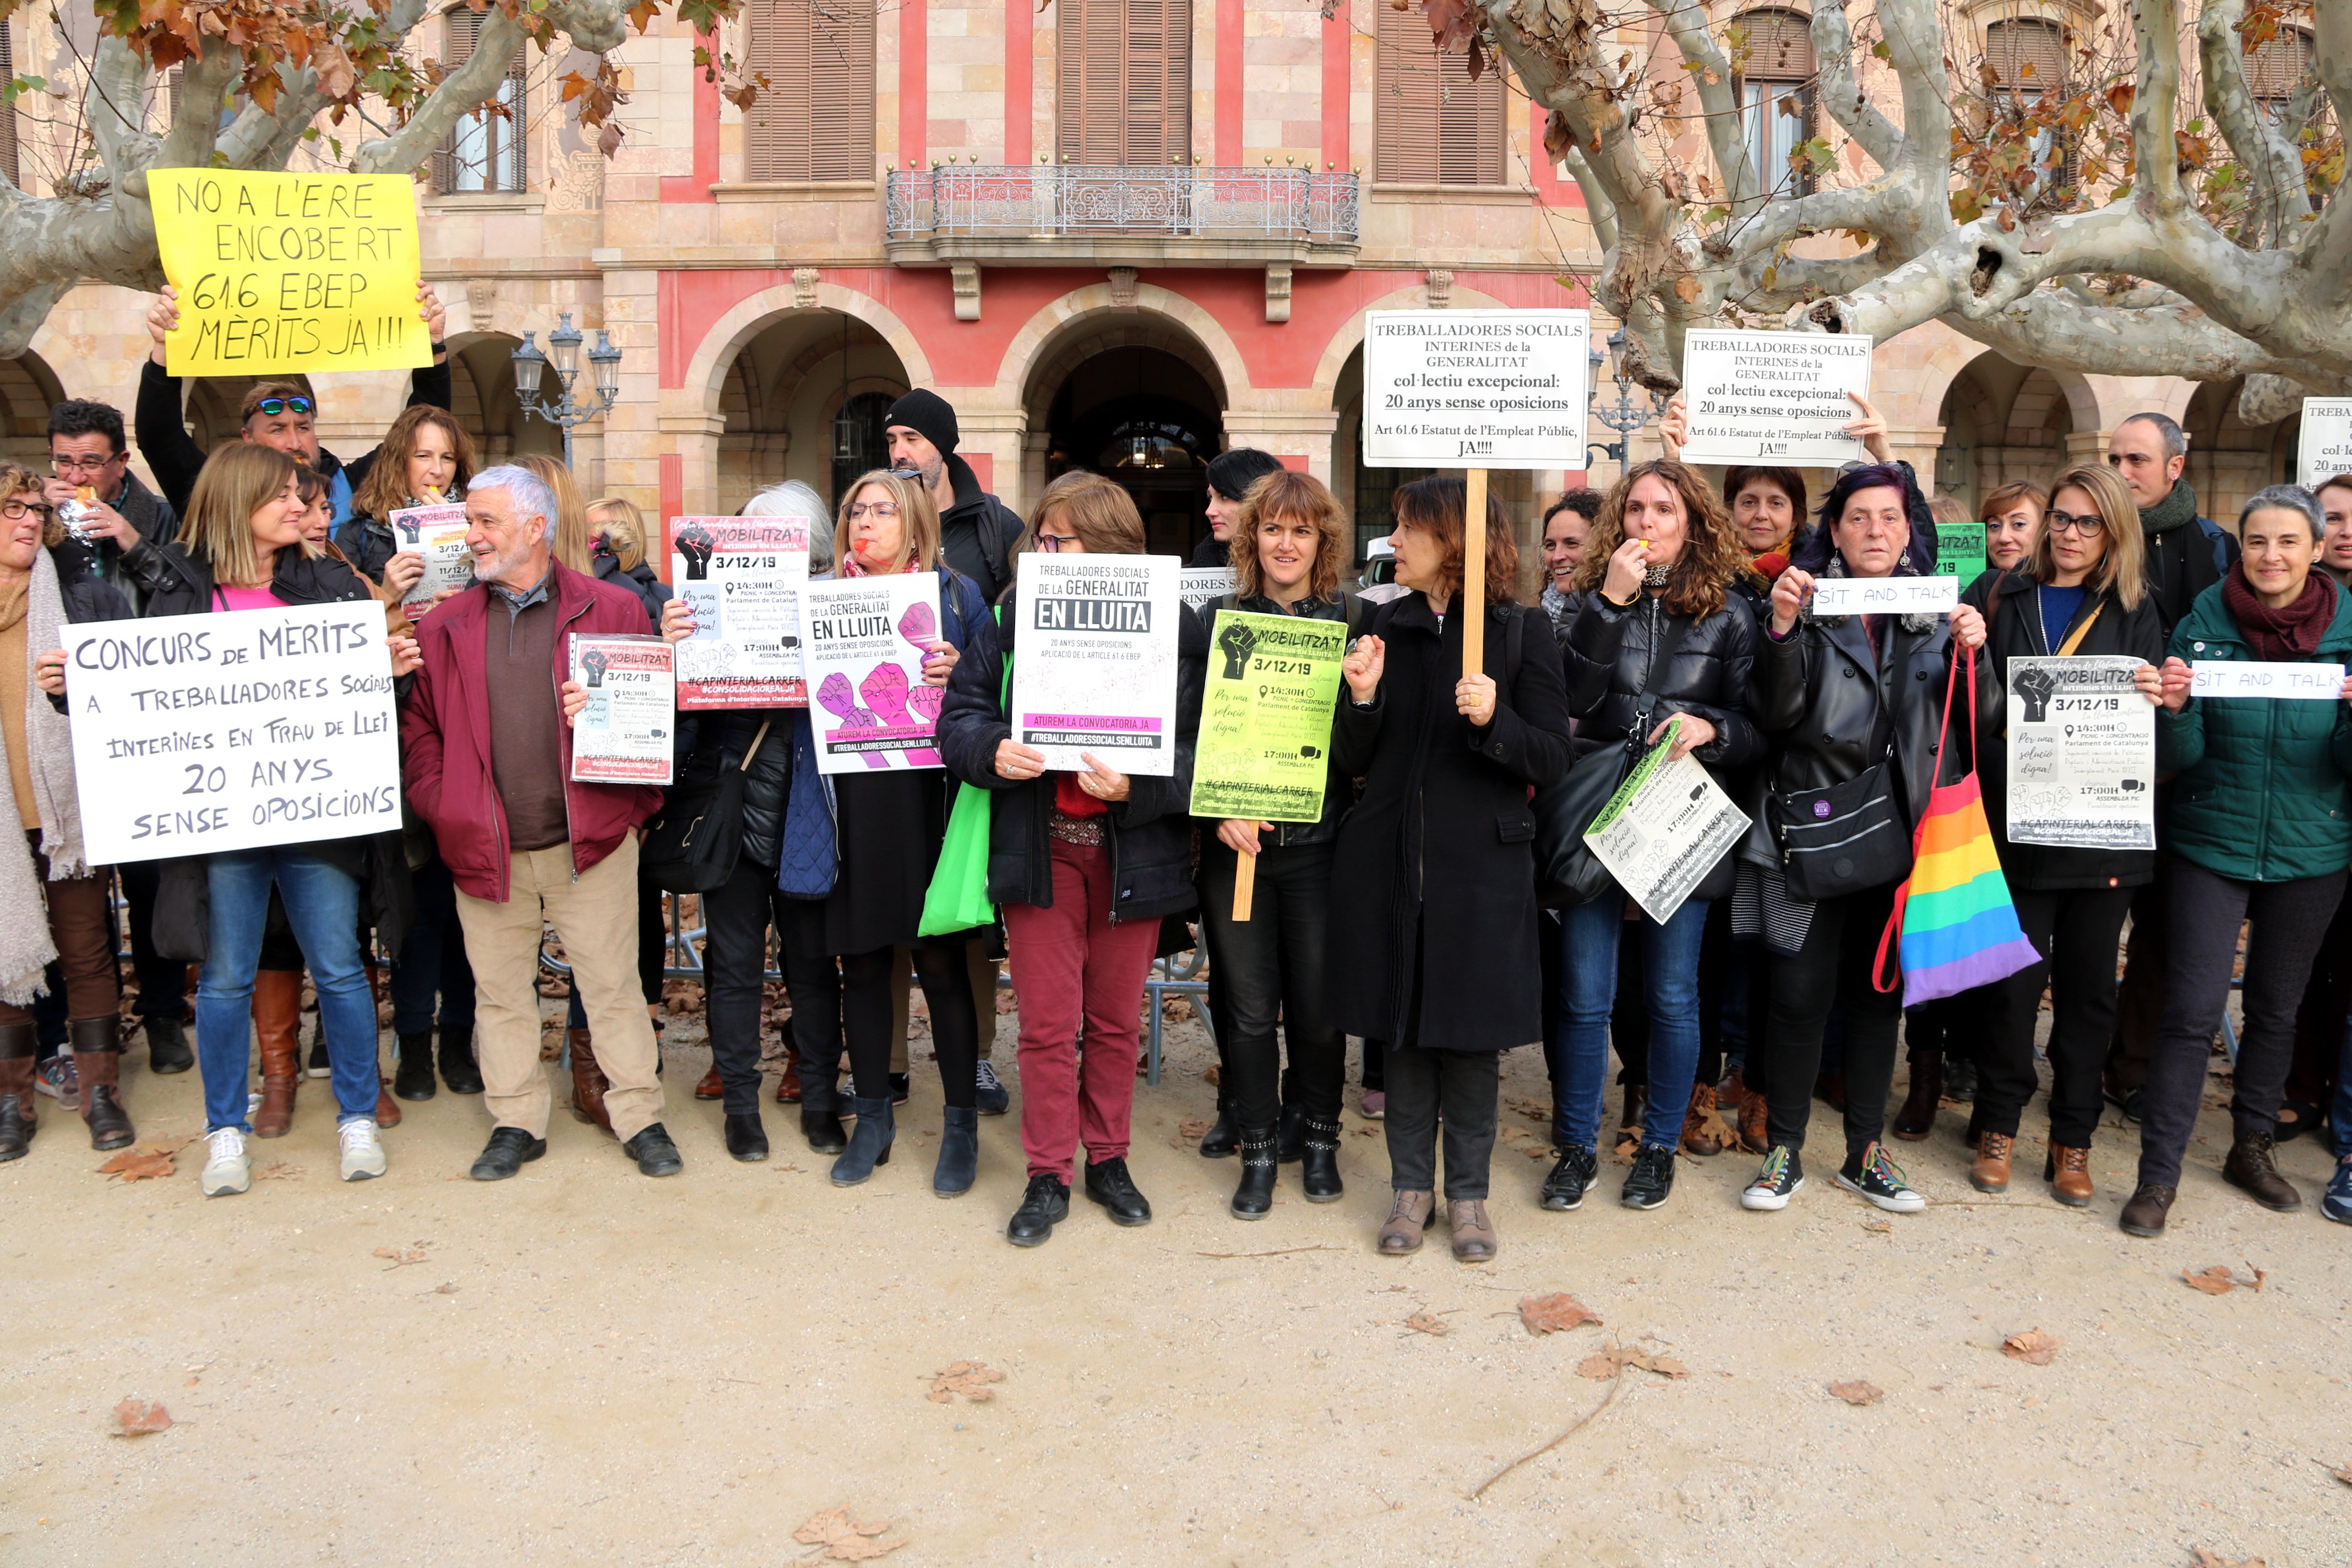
{"left": 938, "top": 456, "right": 1024, "bottom": 606}
{"left": 1962, "top": 569, "right": 2167, "bottom": 891}
{"left": 674, "top": 707, "right": 794, "bottom": 870}
{"left": 1323, "top": 595, "right": 1572, "bottom": 1052}
{"left": 938, "top": 583, "right": 1207, "bottom": 923}
{"left": 1754, "top": 598, "right": 1960, "bottom": 857}
{"left": 1186, "top": 590, "right": 1365, "bottom": 850}
{"left": 1557, "top": 589, "right": 1763, "bottom": 772}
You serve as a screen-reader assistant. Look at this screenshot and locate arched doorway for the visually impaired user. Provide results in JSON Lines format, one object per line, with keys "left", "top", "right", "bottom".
{"left": 2182, "top": 378, "right": 2294, "bottom": 526}
{"left": 718, "top": 311, "right": 909, "bottom": 514}
{"left": 1023, "top": 315, "right": 1227, "bottom": 557}
{"left": 1934, "top": 352, "right": 2078, "bottom": 514}
{"left": 0, "top": 352, "right": 67, "bottom": 465}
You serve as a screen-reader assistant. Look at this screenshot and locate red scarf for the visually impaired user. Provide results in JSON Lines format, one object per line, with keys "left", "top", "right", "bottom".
{"left": 2222, "top": 563, "right": 2335, "bottom": 662}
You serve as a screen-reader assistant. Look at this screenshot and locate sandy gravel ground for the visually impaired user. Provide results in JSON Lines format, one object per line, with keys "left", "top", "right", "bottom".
{"left": 2, "top": 994, "right": 2348, "bottom": 1568}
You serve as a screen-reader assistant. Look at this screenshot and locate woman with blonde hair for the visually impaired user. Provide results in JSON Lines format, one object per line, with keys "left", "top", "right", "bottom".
{"left": 124, "top": 443, "right": 420, "bottom": 1197}
{"left": 1546, "top": 460, "right": 1762, "bottom": 1214}
{"left": 940, "top": 471, "right": 1208, "bottom": 1246}
{"left": 1960, "top": 461, "right": 2164, "bottom": 1202}
{"left": 1193, "top": 469, "right": 1362, "bottom": 1217}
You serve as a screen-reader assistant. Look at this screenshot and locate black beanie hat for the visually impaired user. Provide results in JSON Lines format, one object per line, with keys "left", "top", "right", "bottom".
{"left": 884, "top": 389, "right": 960, "bottom": 455}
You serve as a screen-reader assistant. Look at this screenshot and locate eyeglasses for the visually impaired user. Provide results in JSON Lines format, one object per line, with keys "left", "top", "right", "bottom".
{"left": 49, "top": 454, "right": 121, "bottom": 475}
{"left": 2046, "top": 509, "right": 2106, "bottom": 537}
{"left": 846, "top": 502, "right": 901, "bottom": 521}
{"left": 1036, "top": 532, "right": 1080, "bottom": 552}
{"left": 251, "top": 396, "right": 314, "bottom": 417}
{"left": 2, "top": 499, "right": 55, "bottom": 520}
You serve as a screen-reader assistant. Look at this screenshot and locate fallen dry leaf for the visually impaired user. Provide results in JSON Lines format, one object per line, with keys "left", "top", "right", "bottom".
{"left": 2326, "top": 1463, "right": 2352, "bottom": 1487}
{"left": 1578, "top": 1342, "right": 1689, "bottom": 1380}
{"left": 255, "top": 1162, "right": 303, "bottom": 1180}
{"left": 2191, "top": 1550, "right": 2267, "bottom": 1568}
{"left": 1175, "top": 1119, "right": 1210, "bottom": 1141}
{"left": 112, "top": 1398, "right": 172, "bottom": 1436}
{"left": 1200, "top": 1064, "right": 1219, "bottom": 1085}
{"left": 1518, "top": 1293, "right": 1602, "bottom": 1336}
{"left": 97, "top": 1142, "right": 182, "bottom": 1181}
{"left": 373, "top": 1245, "right": 430, "bottom": 1268}
{"left": 927, "top": 1360, "right": 1003, "bottom": 1403}
{"left": 1404, "top": 1311, "right": 1450, "bottom": 1336}
{"left": 2182, "top": 1262, "right": 2267, "bottom": 1296}
{"left": 1861, "top": 1218, "right": 1893, "bottom": 1234}
{"left": 1826, "top": 1380, "right": 1885, "bottom": 1406}
{"left": 793, "top": 1505, "right": 907, "bottom": 1562}
{"left": 2001, "top": 1329, "right": 2062, "bottom": 1366}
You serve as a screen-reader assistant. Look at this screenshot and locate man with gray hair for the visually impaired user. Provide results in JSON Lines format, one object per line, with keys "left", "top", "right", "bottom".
{"left": 400, "top": 463, "right": 684, "bottom": 1179}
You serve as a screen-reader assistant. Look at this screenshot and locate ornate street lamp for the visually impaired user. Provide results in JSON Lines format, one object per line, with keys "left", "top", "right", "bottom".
{"left": 1586, "top": 327, "right": 1658, "bottom": 469}
{"left": 512, "top": 311, "right": 621, "bottom": 467}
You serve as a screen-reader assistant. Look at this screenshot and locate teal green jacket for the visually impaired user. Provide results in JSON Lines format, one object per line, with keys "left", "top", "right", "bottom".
{"left": 2158, "top": 579, "right": 2352, "bottom": 883}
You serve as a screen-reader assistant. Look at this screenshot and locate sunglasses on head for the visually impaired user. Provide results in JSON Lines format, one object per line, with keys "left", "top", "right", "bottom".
{"left": 252, "top": 396, "right": 313, "bottom": 417}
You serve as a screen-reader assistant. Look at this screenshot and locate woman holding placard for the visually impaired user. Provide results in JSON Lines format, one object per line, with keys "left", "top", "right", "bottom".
{"left": 1323, "top": 476, "right": 1572, "bottom": 1263}
{"left": 938, "top": 472, "right": 1208, "bottom": 1248}
{"left": 135, "top": 443, "right": 421, "bottom": 1199}
{"left": 1958, "top": 462, "right": 2163, "bottom": 1205}
{"left": 1740, "top": 462, "right": 1988, "bottom": 1216}
{"left": 811, "top": 470, "right": 992, "bottom": 1194}
{"left": 1547, "top": 460, "right": 1762, "bottom": 1216}
{"left": 2124, "top": 484, "right": 2352, "bottom": 1238}
{"left": 1193, "top": 469, "right": 1361, "bottom": 1219}
{"left": 335, "top": 405, "right": 474, "bottom": 598}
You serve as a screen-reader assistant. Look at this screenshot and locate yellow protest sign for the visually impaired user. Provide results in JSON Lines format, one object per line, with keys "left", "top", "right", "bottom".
{"left": 150, "top": 169, "right": 432, "bottom": 377}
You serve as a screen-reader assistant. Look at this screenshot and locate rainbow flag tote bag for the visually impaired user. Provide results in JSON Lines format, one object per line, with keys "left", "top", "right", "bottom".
{"left": 1874, "top": 646, "right": 2042, "bottom": 1006}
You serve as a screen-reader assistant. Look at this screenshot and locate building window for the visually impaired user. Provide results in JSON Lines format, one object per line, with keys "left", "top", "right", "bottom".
{"left": 0, "top": 21, "right": 18, "bottom": 190}
{"left": 1055, "top": 0, "right": 1191, "bottom": 165}
{"left": 1732, "top": 9, "right": 1815, "bottom": 198}
{"left": 747, "top": 0, "right": 876, "bottom": 182}
{"left": 1983, "top": 18, "right": 2071, "bottom": 199}
{"left": 1375, "top": 2, "right": 1505, "bottom": 184}
{"left": 830, "top": 390, "right": 895, "bottom": 510}
{"left": 2247, "top": 25, "right": 2315, "bottom": 129}
{"left": 434, "top": 6, "right": 528, "bottom": 195}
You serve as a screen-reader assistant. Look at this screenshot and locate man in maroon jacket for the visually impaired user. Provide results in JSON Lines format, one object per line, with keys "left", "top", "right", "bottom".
{"left": 400, "top": 464, "right": 682, "bottom": 1179}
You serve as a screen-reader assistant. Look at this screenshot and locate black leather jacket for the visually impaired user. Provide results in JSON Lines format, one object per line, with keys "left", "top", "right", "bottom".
{"left": 1557, "top": 588, "right": 1763, "bottom": 775}
{"left": 1755, "top": 599, "right": 1959, "bottom": 845}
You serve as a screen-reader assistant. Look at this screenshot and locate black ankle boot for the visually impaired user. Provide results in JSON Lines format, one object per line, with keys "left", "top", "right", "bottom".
{"left": 801, "top": 1074, "right": 848, "bottom": 1155}
{"left": 1230, "top": 1125, "right": 1278, "bottom": 1219}
{"left": 438, "top": 1021, "right": 484, "bottom": 1095}
{"left": 393, "top": 1030, "right": 438, "bottom": 1100}
{"left": 1298, "top": 1113, "right": 1343, "bottom": 1202}
{"left": 830, "top": 1095, "right": 894, "bottom": 1186}
{"left": 1199, "top": 1092, "right": 1239, "bottom": 1158}
{"left": 1276, "top": 1101, "right": 1305, "bottom": 1163}
{"left": 934, "top": 1105, "right": 979, "bottom": 1197}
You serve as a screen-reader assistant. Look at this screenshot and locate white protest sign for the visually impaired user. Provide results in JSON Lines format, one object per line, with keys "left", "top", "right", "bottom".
{"left": 1678, "top": 329, "right": 1875, "bottom": 466}
{"left": 1362, "top": 309, "right": 1589, "bottom": 470}
{"left": 2299, "top": 399, "right": 2352, "bottom": 489}
{"left": 63, "top": 602, "right": 400, "bottom": 864}
{"left": 1582, "top": 720, "right": 1750, "bottom": 925}
{"left": 1010, "top": 553, "right": 1181, "bottom": 776}
{"left": 388, "top": 501, "right": 471, "bottom": 617}
{"left": 1179, "top": 567, "right": 1234, "bottom": 614}
{"left": 2004, "top": 656, "right": 2155, "bottom": 851}
{"left": 2190, "top": 661, "right": 2347, "bottom": 699}
{"left": 1807, "top": 575, "right": 1958, "bottom": 617}
{"left": 568, "top": 634, "right": 676, "bottom": 785}
{"left": 801, "top": 574, "right": 946, "bottom": 774}
{"left": 668, "top": 515, "right": 812, "bottom": 709}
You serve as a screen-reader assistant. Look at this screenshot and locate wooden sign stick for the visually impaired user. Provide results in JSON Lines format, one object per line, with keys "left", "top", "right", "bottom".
{"left": 1462, "top": 467, "right": 1487, "bottom": 680}
{"left": 1232, "top": 846, "right": 1257, "bottom": 922}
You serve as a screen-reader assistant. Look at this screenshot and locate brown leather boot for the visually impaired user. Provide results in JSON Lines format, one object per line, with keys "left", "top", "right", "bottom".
{"left": 0, "top": 1025, "right": 36, "bottom": 1161}
{"left": 373, "top": 1081, "right": 402, "bottom": 1129}
{"left": 1447, "top": 1199, "right": 1498, "bottom": 1263}
{"left": 1734, "top": 1071, "right": 1769, "bottom": 1155}
{"left": 251, "top": 969, "right": 304, "bottom": 1137}
{"left": 2045, "top": 1142, "right": 2093, "bottom": 1207}
{"left": 1969, "top": 1129, "right": 2014, "bottom": 1193}
{"left": 2119, "top": 1182, "right": 2175, "bottom": 1237}
{"left": 2223, "top": 1132, "right": 2301, "bottom": 1211}
{"left": 1679, "top": 1082, "right": 1726, "bottom": 1156}
{"left": 568, "top": 1028, "right": 613, "bottom": 1134}
{"left": 1377, "top": 1189, "right": 1432, "bottom": 1255}
{"left": 70, "top": 1017, "right": 134, "bottom": 1151}
{"left": 1892, "top": 1049, "right": 1942, "bottom": 1141}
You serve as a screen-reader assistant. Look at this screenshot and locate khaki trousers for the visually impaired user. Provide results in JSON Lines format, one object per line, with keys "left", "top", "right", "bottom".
{"left": 455, "top": 839, "right": 664, "bottom": 1140}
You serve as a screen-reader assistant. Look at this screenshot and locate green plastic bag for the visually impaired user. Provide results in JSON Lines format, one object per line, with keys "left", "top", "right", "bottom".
{"left": 918, "top": 611, "right": 1003, "bottom": 937}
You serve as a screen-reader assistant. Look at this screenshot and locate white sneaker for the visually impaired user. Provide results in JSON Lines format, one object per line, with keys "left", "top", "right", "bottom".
{"left": 200, "top": 1128, "right": 252, "bottom": 1197}
{"left": 339, "top": 1118, "right": 387, "bottom": 1182}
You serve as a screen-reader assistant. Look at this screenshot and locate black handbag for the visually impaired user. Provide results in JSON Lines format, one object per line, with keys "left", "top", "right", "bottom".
{"left": 1770, "top": 761, "right": 1909, "bottom": 900}
{"left": 1533, "top": 609, "right": 1694, "bottom": 908}
{"left": 640, "top": 717, "right": 772, "bottom": 894}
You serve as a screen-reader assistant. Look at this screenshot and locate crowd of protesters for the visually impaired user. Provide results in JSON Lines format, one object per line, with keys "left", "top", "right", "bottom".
{"left": 2, "top": 286, "right": 2347, "bottom": 1261}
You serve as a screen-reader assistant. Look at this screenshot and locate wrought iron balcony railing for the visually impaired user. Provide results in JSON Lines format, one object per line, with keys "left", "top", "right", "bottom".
{"left": 884, "top": 165, "right": 1359, "bottom": 262}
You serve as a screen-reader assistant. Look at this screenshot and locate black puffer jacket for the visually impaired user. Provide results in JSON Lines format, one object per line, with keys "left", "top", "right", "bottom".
{"left": 1557, "top": 588, "right": 1763, "bottom": 771}
{"left": 673, "top": 708, "right": 795, "bottom": 870}
{"left": 938, "top": 584, "right": 1207, "bottom": 922}
{"left": 1754, "top": 594, "right": 1960, "bottom": 860}
{"left": 593, "top": 549, "right": 672, "bottom": 632}
{"left": 938, "top": 456, "right": 1025, "bottom": 607}
{"left": 1962, "top": 568, "right": 2166, "bottom": 891}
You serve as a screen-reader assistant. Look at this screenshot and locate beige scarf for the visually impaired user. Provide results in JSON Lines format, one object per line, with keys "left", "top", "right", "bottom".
{"left": 0, "top": 551, "right": 86, "bottom": 1004}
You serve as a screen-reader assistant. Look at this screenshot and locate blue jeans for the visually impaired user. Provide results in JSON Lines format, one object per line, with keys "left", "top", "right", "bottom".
{"left": 1555, "top": 895, "right": 1711, "bottom": 1151}
{"left": 197, "top": 848, "right": 379, "bottom": 1133}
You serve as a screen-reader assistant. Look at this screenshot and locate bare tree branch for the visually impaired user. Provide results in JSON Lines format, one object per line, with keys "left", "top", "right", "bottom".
{"left": 2196, "top": 0, "right": 2313, "bottom": 249}
{"left": 1563, "top": 145, "right": 1619, "bottom": 254}
{"left": 354, "top": 3, "right": 532, "bottom": 173}
{"left": 1811, "top": 1, "right": 1902, "bottom": 174}
{"left": 2131, "top": 0, "right": 2187, "bottom": 217}
{"left": 1643, "top": 0, "right": 1757, "bottom": 216}
{"left": 85, "top": 35, "right": 152, "bottom": 186}
{"left": 149, "top": 36, "right": 247, "bottom": 189}
{"left": 1875, "top": 0, "right": 1951, "bottom": 184}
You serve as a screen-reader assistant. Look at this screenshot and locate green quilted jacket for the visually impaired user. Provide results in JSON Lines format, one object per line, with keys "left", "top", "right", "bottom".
{"left": 2158, "top": 579, "right": 2352, "bottom": 883}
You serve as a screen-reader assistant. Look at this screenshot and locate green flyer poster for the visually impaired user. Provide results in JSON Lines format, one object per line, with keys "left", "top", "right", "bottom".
{"left": 1189, "top": 610, "right": 1348, "bottom": 823}
{"left": 1936, "top": 518, "right": 1987, "bottom": 585}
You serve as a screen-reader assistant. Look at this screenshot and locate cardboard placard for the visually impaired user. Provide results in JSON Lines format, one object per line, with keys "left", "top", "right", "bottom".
{"left": 1189, "top": 610, "right": 1347, "bottom": 824}
{"left": 1677, "top": 329, "right": 1874, "bottom": 466}
{"left": 568, "top": 634, "right": 675, "bottom": 784}
{"left": 2298, "top": 399, "right": 2352, "bottom": 489}
{"left": 668, "top": 515, "right": 812, "bottom": 709}
{"left": 1009, "top": 553, "right": 1181, "bottom": 776}
{"left": 800, "top": 574, "right": 947, "bottom": 774}
{"left": 150, "top": 170, "right": 430, "bottom": 375}
{"left": 1361, "top": 309, "right": 1591, "bottom": 470}
{"left": 62, "top": 603, "right": 401, "bottom": 863}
